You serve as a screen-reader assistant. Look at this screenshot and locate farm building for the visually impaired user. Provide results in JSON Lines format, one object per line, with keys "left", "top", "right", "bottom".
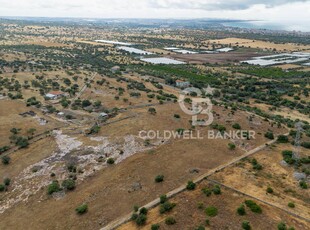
{"left": 176, "top": 80, "right": 190, "bottom": 88}
{"left": 111, "top": 66, "right": 121, "bottom": 73}
{"left": 217, "top": 47, "right": 234, "bottom": 52}
{"left": 45, "top": 91, "right": 66, "bottom": 100}
{"left": 99, "top": 112, "right": 108, "bottom": 118}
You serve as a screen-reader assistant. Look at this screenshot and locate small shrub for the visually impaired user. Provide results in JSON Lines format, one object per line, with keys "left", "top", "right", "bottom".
{"left": 155, "top": 175, "right": 164, "bottom": 183}
{"left": 245, "top": 200, "right": 262, "bottom": 214}
{"left": 47, "top": 181, "right": 61, "bottom": 195}
{"left": 288, "top": 202, "right": 295, "bottom": 208}
{"left": 197, "top": 202, "right": 204, "bottom": 210}
{"left": 15, "top": 136, "right": 29, "bottom": 148}
{"left": 195, "top": 225, "right": 205, "bottom": 230}
{"left": 62, "top": 179, "right": 76, "bottom": 191}
{"left": 165, "top": 217, "right": 176, "bottom": 225}
{"left": 89, "top": 125, "right": 100, "bottom": 134}
{"left": 213, "top": 185, "right": 221, "bottom": 195}
{"left": 232, "top": 123, "right": 241, "bottom": 129}
{"left": 0, "top": 184, "right": 5, "bottom": 192}
{"left": 251, "top": 158, "right": 263, "bottom": 170}
{"left": 159, "top": 201, "right": 176, "bottom": 214}
{"left": 67, "top": 163, "right": 77, "bottom": 173}
{"left": 151, "top": 224, "right": 160, "bottom": 230}
{"left": 228, "top": 143, "right": 236, "bottom": 150}
{"left": 299, "top": 180, "right": 308, "bottom": 189}
{"left": 301, "top": 142, "right": 310, "bottom": 149}
{"left": 4, "top": 178, "right": 11, "bottom": 186}
{"left": 139, "top": 207, "right": 148, "bottom": 215}
{"left": 131, "top": 213, "right": 138, "bottom": 220}
{"left": 242, "top": 221, "right": 251, "bottom": 230}
{"left": 76, "top": 204, "right": 88, "bottom": 215}
{"left": 205, "top": 206, "right": 218, "bottom": 217}
{"left": 186, "top": 181, "right": 196, "bottom": 190}
{"left": 282, "top": 150, "right": 295, "bottom": 165}
{"left": 264, "top": 131, "right": 274, "bottom": 140}
{"left": 107, "top": 158, "right": 115, "bottom": 165}
{"left": 277, "top": 222, "right": 287, "bottom": 230}
{"left": 253, "top": 163, "right": 263, "bottom": 170}
{"left": 133, "top": 205, "right": 139, "bottom": 212}
{"left": 135, "top": 214, "right": 147, "bottom": 226}
{"left": 1, "top": 156, "right": 11, "bottom": 165}
{"left": 266, "top": 187, "right": 274, "bottom": 194}
{"left": 148, "top": 108, "right": 157, "bottom": 115}
{"left": 277, "top": 135, "right": 289, "bottom": 143}
{"left": 202, "top": 187, "right": 212, "bottom": 196}
{"left": 237, "top": 204, "right": 246, "bottom": 216}
{"left": 160, "top": 194, "right": 167, "bottom": 204}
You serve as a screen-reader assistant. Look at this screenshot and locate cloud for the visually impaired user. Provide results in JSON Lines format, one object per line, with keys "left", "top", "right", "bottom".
{"left": 0, "top": 0, "right": 307, "bottom": 12}
{"left": 0, "top": 0, "right": 309, "bottom": 32}
{"left": 147, "top": 0, "right": 307, "bottom": 10}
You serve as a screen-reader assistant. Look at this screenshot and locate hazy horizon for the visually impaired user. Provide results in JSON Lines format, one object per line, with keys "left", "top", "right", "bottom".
{"left": 0, "top": 0, "right": 309, "bottom": 32}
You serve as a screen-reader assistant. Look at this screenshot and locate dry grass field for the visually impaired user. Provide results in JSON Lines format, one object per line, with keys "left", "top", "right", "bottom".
{"left": 119, "top": 182, "right": 309, "bottom": 230}
{"left": 210, "top": 144, "right": 310, "bottom": 220}
{"left": 206, "top": 38, "right": 310, "bottom": 51}
{"left": 0, "top": 97, "right": 290, "bottom": 229}
{"left": 0, "top": 100, "right": 62, "bottom": 146}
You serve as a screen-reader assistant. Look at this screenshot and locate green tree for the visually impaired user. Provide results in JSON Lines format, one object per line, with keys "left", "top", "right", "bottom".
{"left": 277, "top": 135, "right": 289, "bottom": 143}
{"left": 47, "top": 181, "right": 61, "bottom": 195}
{"left": 62, "top": 179, "right": 76, "bottom": 191}
{"left": 186, "top": 181, "right": 196, "bottom": 190}
{"left": 237, "top": 204, "right": 246, "bottom": 216}
{"left": 159, "top": 201, "right": 176, "bottom": 214}
{"left": 264, "top": 131, "right": 274, "bottom": 140}
{"left": 277, "top": 222, "right": 287, "bottom": 230}
{"left": 213, "top": 185, "right": 221, "bottom": 195}
{"left": 160, "top": 194, "right": 168, "bottom": 204}
{"left": 135, "top": 214, "right": 147, "bottom": 226}
{"left": 245, "top": 200, "right": 262, "bottom": 214}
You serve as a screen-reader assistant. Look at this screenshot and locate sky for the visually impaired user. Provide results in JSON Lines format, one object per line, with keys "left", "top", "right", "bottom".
{"left": 0, "top": 0, "right": 309, "bottom": 31}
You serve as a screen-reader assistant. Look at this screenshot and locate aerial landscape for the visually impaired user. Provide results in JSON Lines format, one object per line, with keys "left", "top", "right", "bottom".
{"left": 0, "top": 1, "right": 309, "bottom": 230}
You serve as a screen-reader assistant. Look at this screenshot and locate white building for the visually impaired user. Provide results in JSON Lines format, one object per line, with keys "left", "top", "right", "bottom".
{"left": 176, "top": 80, "right": 190, "bottom": 88}
{"left": 45, "top": 91, "right": 65, "bottom": 100}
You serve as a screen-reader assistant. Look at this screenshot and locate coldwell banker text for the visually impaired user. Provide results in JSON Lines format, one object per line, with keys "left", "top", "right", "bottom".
{"left": 139, "top": 130, "right": 256, "bottom": 140}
